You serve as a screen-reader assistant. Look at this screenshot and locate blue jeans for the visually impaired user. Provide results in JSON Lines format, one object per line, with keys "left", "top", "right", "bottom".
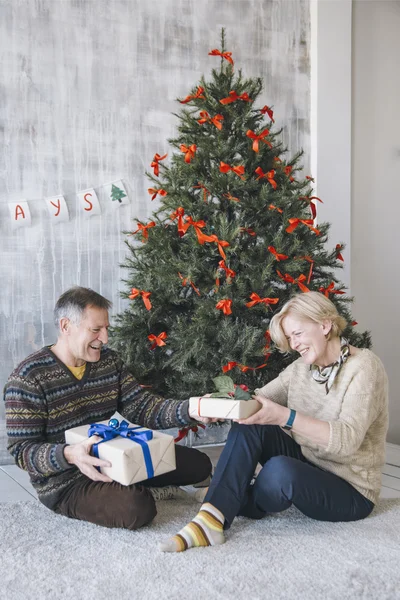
{"left": 205, "top": 423, "right": 374, "bottom": 528}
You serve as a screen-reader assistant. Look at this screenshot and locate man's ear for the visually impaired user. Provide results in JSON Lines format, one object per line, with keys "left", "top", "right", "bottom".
{"left": 59, "top": 317, "right": 70, "bottom": 335}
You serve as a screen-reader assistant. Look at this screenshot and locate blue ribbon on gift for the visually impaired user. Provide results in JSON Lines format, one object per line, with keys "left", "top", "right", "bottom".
{"left": 88, "top": 420, "right": 155, "bottom": 479}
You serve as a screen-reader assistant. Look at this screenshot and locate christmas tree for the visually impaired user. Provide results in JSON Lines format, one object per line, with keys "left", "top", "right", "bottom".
{"left": 111, "top": 31, "right": 370, "bottom": 400}
{"left": 111, "top": 183, "right": 127, "bottom": 203}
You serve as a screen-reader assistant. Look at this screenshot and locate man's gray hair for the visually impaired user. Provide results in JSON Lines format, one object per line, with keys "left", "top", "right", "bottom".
{"left": 54, "top": 286, "right": 112, "bottom": 329}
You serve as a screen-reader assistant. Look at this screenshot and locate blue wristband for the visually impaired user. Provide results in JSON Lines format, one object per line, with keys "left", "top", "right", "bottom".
{"left": 282, "top": 408, "right": 296, "bottom": 430}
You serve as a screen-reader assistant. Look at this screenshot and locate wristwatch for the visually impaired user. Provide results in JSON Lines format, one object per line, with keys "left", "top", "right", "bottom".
{"left": 282, "top": 408, "right": 296, "bottom": 431}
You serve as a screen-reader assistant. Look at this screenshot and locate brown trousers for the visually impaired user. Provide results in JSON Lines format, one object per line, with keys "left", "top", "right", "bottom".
{"left": 54, "top": 445, "right": 212, "bottom": 530}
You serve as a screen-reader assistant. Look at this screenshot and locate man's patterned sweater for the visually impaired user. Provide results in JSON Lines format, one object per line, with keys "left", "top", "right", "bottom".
{"left": 4, "top": 346, "right": 191, "bottom": 509}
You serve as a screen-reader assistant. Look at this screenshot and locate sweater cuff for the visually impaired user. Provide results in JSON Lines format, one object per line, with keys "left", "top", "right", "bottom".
{"left": 56, "top": 443, "right": 75, "bottom": 471}
{"left": 177, "top": 399, "right": 192, "bottom": 426}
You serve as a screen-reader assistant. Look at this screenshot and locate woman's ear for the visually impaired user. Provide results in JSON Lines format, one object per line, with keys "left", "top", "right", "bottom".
{"left": 321, "top": 319, "right": 333, "bottom": 337}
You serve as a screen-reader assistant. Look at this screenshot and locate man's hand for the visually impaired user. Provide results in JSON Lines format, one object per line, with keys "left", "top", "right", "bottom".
{"left": 64, "top": 436, "right": 113, "bottom": 483}
{"left": 238, "top": 395, "right": 290, "bottom": 427}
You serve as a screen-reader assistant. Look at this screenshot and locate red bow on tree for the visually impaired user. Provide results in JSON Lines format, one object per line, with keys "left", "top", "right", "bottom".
{"left": 222, "top": 360, "right": 268, "bottom": 373}
{"left": 220, "top": 90, "right": 251, "bottom": 104}
{"left": 286, "top": 218, "right": 320, "bottom": 236}
{"left": 129, "top": 289, "right": 152, "bottom": 311}
{"left": 223, "top": 192, "right": 240, "bottom": 202}
{"left": 268, "top": 246, "right": 288, "bottom": 261}
{"left": 255, "top": 167, "right": 277, "bottom": 189}
{"left": 220, "top": 162, "right": 245, "bottom": 180}
{"left": 150, "top": 153, "right": 167, "bottom": 176}
{"left": 148, "top": 332, "right": 167, "bottom": 350}
{"left": 180, "top": 144, "right": 197, "bottom": 163}
{"left": 277, "top": 270, "right": 310, "bottom": 293}
{"left": 218, "top": 260, "right": 236, "bottom": 282}
{"left": 335, "top": 244, "right": 344, "bottom": 261}
{"left": 178, "top": 273, "right": 201, "bottom": 296}
{"left": 131, "top": 221, "right": 156, "bottom": 242}
{"left": 298, "top": 196, "right": 323, "bottom": 220}
{"left": 183, "top": 216, "right": 215, "bottom": 245}
{"left": 197, "top": 111, "right": 224, "bottom": 130}
{"left": 319, "top": 282, "right": 345, "bottom": 297}
{"left": 148, "top": 187, "right": 167, "bottom": 201}
{"left": 216, "top": 299, "right": 233, "bottom": 315}
{"left": 246, "top": 129, "right": 272, "bottom": 152}
{"left": 192, "top": 183, "right": 211, "bottom": 203}
{"left": 170, "top": 207, "right": 186, "bottom": 237}
{"left": 268, "top": 204, "right": 283, "bottom": 214}
{"left": 260, "top": 105, "right": 275, "bottom": 122}
{"left": 246, "top": 293, "right": 279, "bottom": 309}
{"left": 179, "top": 86, "right": 205, "bottom": 104}
{"left": 174, "top": 423, "right": 206, "bottom": 443}
{"left": 284, "top": 165, "right": 295, "bottom": 182}
{"left": 208, "top": 48, "right": 234, "bottom": 65}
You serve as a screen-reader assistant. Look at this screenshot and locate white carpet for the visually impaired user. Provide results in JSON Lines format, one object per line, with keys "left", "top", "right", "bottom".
{"left": 1, "top": 498, "right": 400, "bottom": 600}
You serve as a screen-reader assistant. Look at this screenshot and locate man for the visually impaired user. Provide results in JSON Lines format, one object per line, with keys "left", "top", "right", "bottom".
{"left": 4, "top": 286, "right": 212, "bottom": 530}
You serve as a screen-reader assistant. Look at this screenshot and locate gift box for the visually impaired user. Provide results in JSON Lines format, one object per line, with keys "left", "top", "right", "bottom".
{"left": 189, "top": 396, "right": 261, "bottom": 420}
{"left": 65, "top": 412, "right": 176, "bottom": 486}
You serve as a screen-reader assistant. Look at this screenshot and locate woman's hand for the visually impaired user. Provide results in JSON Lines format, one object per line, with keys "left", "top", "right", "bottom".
{"left": 238, "top": 395, "right": 290, "bottom": 426}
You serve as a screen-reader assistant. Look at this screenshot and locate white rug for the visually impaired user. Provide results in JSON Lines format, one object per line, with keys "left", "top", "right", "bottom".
{"left": 1, "top": 498, "right": 400, "bottom": 600}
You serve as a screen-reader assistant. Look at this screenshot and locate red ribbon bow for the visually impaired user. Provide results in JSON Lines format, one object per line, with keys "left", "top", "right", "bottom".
{"left": 131, "top": 221, "right": 156, "bottom": 242}
{"left": 298, "top": 196, "right": 323, "bottom": 220}
{"left": 319, "top": 282, "right": 345, "bottom": 297}
{"left": 148, "top": 187, "right": 168, "bottom": 201}
{"left": 218, "top": 260, "right": 236, "bottom": 281}
{"left": 297, "top": 255, "right": 314, "bottom": 284}
{"left": 129, "top": 289, "right": 152, "bottom": 311}
{"left": 180, "top": 144, "right": 197, "bottom": 163}
{"left": 246, "top": 293, "right": 279, "bottom": 309}
{"left": 179, "top": 86, "right": 206, "bottom": 104}
{"left": 246, "top": 129, "right": 272, "bottom": 152}
{"left": 207, "top": 234, "right": 230, "bottom": 260}
{"left": 220, "top": 90, "right": 251, "bottom": 104}
{"left": 255, "top": 167, "right": 277, "bottom": 189}
{"left": 178, "top": 273, "right": 201, "bottom": 296}
{"left": 223, "top": 192, "right": 240, "bottom": 202}
{"left": 170, "top": 207, "right": 186, "bottom": 237}
{"left": 222, "top": 361, "right": 268, "bottom": 373}
{"left": 336, "top": 244, "right": 344, "bottom": 261}
{"left": 208, "top": 49, "right": 234, "bottom": 65}
{"left": 260, "top": 105, "right": 275, "bottom": 122}
{"left": 220, "top": 162, "right": 245, "bottom": 180}
{"left": 286, "top": 218, "right": 320, "bottom": 236}
{"left": 174, "top": 423, "right": 205, "bottom": 443}
{"left": 150, "top": 153, "right": 167, "bottom": 177}
{"left": 284, "top": 165, "right": 295, "bottom": 182}
{"left": 263, "top": 330, "right": 271, "bottom": 354}
{"left": 268, "top": 246, "right": 288, "bottom": 261}
{"left": 184, "top": 216, "right": 215, "bottom": 245}
{"left": 197, "top": 111, "right": 224, "bottom": 130}
{"left": 277, "top": 270, "right": 310, "bottom": 293}
{"left": 148, "top": 332, "right": 167, "bottom": 350}
{"left": 268, "top": 204, "right": 283, "bottom": 214}
{"left": 239, "top": 227, "right": 256, "bottom": 236}
{"left": 193, "top": 183, "right": 211, "bottom": 203}
{"left": 216, "top": 299, "right": 233, "bottom": 315}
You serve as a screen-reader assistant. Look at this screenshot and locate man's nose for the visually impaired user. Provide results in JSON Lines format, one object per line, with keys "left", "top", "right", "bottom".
{"left": 99, "top": 329, "right": 108, "bottom": 344}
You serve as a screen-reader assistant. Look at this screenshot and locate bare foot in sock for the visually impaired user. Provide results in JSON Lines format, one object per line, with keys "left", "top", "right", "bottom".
{"left": 159, "top": 502, "right": 225, "bottom": 552}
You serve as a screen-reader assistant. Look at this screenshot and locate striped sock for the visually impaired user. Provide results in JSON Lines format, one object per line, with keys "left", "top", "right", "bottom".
{"left": 159, "top": 502, "right": 225, "bottom": 552}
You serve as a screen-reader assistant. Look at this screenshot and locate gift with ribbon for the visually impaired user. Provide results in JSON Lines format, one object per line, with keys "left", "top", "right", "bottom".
{"left": 189, "top": 377, "right": 260, "bottom": 420}
{"left": 65, "top": 412, "right": 176, "bottom": 486}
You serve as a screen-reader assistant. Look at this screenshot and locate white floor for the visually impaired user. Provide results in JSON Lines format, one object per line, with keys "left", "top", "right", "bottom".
{"left": 1, "top": 450, "right": 399, "bottom": 502}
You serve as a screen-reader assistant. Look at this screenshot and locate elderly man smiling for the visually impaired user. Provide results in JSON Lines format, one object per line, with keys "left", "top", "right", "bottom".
{"left": 4, "top": 286, "right": 211, "bottom": 530}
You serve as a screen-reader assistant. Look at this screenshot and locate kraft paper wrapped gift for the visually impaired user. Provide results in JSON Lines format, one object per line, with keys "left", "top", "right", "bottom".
{"left": 65, "top": 412, "right": 176, "bottom": 486}
{"left": 189, "top": 396, "right": 261, "bottom": 420}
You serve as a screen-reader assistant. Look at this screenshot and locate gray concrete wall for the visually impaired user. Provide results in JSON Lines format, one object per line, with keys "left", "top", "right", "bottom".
{"left": 0, "top": 0, "right": 310, "bottom": 461}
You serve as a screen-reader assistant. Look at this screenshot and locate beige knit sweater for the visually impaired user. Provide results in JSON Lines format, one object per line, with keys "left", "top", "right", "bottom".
{"left": 255, "top": 349, "right": 388, "bottom": 504}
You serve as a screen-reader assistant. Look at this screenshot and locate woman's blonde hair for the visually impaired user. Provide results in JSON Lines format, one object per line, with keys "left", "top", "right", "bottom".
{"left": 269, "top": 291, "right": 347, "bottom": 353}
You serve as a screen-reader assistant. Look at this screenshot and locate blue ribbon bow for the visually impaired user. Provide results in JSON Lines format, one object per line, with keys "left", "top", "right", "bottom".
{"left": 88, "top": 420, "right": 155, "bottom": 479}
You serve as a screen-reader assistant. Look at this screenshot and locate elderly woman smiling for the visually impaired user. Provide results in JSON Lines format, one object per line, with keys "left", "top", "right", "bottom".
{"left": 161, "top": 291, "right": 389, "bottom": 552}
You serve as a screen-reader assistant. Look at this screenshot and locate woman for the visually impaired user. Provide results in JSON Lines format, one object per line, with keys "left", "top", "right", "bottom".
{"left": 160, "top": 291, "right": 389, "bottom": 552}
